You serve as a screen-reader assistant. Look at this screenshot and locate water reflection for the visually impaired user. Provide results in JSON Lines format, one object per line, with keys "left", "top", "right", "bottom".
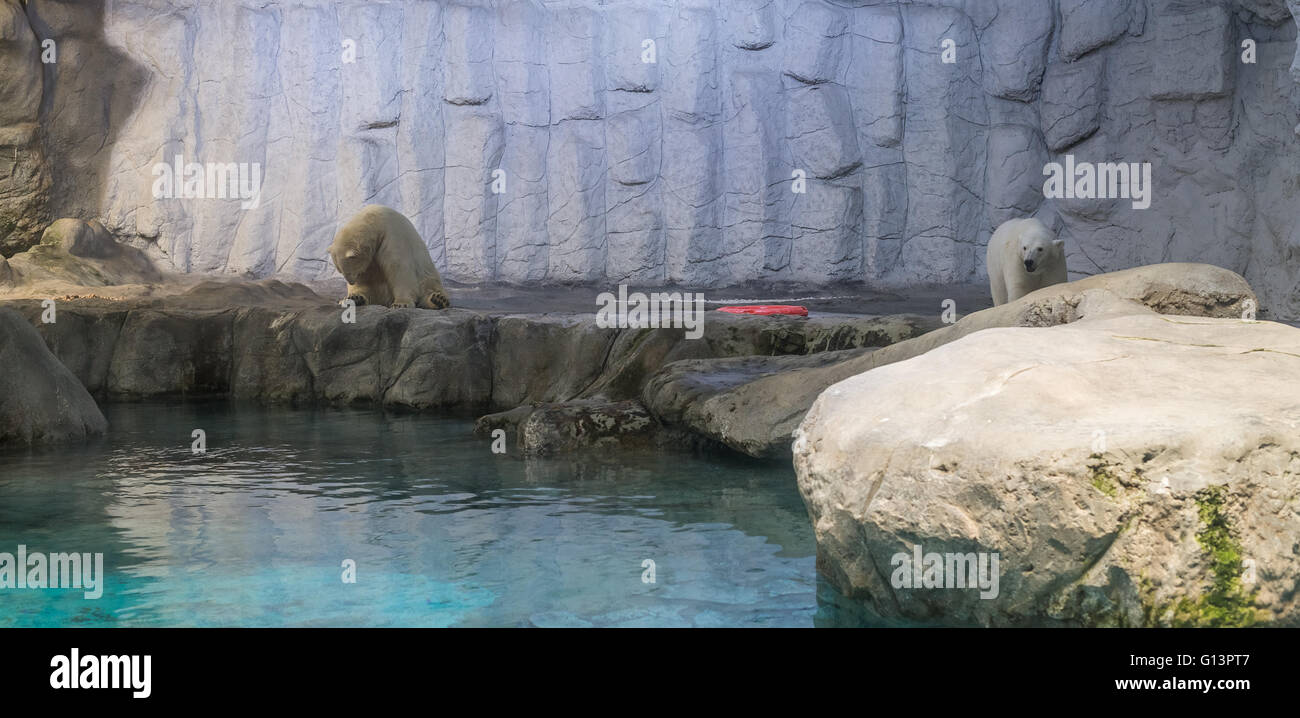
{"left": 0, "top": 401, "right": 866, "bottom": 627}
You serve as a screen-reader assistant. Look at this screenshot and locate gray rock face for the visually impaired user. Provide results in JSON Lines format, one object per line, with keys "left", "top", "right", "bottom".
{"left": 1149, "top": 2, "right": 1234, "bottom": 100}
{"left": 976, "top": 0, "right": 1053, "bottom": 100}
{"left": 0, "top": 122, "right": 50, "bottom": 257}
{"left": 794, "top": 308, "right": 1300, "bottom": 626}
{"left": 3, "top": 281, "right": 938, "bottom": 414}
{"left": 984, "top": 124, "right": 1048, "bottom": 227}
{"left": 0, "top": 307, "right": 106, "bottom": 445}
{"left": 37, "top": 303, "right": 500, "bottom": 407}
{"left": 1, "top": 0, "right": 1298, "bottom": 319}
{"left": 0, "top": 1, "right": 40, "bottom": 127}
{"left": 1040, "top": 55, "right": 1103, "bottom": 151}
{"left": 1058, "top": 0, "right": 1136, "bottom": 61}
{"left": 0, "top": 0, "right": 48, "bottom": 256}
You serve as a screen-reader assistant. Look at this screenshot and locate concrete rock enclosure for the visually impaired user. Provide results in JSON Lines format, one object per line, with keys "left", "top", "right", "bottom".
{"left": 794, "top": 308, "right": 1300, "bottom": 626}
{"left": 0, "top": 1, "right": 1296, "bottom": 317}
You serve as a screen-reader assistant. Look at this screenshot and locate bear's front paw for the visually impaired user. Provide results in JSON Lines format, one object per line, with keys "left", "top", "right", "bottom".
{"left": 391, "top": 300, "right": 414, "bottom": 309}
{"left": 346, "top": 294, "right": 367, "bottom": 306}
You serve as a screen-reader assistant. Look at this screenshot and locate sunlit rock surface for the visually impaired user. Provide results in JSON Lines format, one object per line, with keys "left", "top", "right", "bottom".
{"left": 794, "top": 306, "right": 1300, "bottom": 627}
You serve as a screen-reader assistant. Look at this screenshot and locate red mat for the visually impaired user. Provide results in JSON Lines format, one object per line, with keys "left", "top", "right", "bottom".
{"left": 716, "top": 305, "right": 809, "bottom": 317}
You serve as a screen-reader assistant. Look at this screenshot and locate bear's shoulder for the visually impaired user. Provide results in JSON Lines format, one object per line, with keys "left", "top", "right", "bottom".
{"left": 332, "top": 206, "right": 394, "bottom": 248}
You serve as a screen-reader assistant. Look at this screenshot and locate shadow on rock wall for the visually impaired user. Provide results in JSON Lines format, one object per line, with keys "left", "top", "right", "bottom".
{"left": 23, "top": 0, "right": 148, "bottom": 230}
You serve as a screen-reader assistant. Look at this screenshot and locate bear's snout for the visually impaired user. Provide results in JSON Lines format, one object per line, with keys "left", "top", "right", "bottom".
{"left": 1024, "top": 258, "right": 1036, "bottom": 272}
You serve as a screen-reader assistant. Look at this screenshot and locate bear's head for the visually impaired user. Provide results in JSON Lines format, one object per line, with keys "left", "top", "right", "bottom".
{"left": 1019, "top": 223, "right": 1064, "bottom": 274}
{"left": 330, "top": 244, "right": 375, "bottom": 285}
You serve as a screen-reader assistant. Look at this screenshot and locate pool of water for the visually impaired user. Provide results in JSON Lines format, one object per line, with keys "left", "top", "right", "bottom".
{"left": 0, "top": 402, "right": 868, "bottom": 627}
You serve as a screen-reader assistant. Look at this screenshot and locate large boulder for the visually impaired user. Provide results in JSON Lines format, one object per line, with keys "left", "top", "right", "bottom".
{"left": 1, "top": 217, "right": 161, "bottom": 292}
{"left": 0, "top": 307, "right": 106, "bottom": 444}
{"left": 40, "top": 217, "right": 118, "bottom": 258}
{"left": 645, "top": 263, "right": 1257, "bottom": 459}
{"left": 794, "top": 301, "right": 1300, "bottom": 627}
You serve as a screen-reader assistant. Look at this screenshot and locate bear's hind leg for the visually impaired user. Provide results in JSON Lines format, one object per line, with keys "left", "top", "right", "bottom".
{"left": 420, "top": 289, "right": 450, "bottom": 310}
{"left": 384, "top": 264, "right": 420, "bottom": 308}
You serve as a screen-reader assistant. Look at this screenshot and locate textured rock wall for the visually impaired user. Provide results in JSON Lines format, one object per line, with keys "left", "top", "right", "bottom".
{"left": 1, "top": 294, "right": 936, "bottom": 409}
{"left": 6, "top": 1, "right": 1300, "bottom": 316}
{"left": 0, "top": 0, "right": 50, "bottom": 255}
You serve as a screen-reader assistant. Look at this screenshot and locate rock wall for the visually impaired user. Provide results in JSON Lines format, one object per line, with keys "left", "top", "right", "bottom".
{"left": 2, "top": 289, "right": 937, "bottom": 409}
{"left": 0, "top": 0, "right": 50, "bottom": 255}
{"left": 4, "top": 1, "right": 1300, "bottom": 316}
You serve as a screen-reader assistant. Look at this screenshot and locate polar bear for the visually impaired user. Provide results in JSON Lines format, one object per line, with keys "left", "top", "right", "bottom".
{"left": 986, "top": 217, "right": 1067, "bottom": 306}
{"left": 328, "top": 205, "right": 450, "bottom": 309}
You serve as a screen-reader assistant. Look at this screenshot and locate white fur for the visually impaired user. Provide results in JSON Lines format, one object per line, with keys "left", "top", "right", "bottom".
{"left": 986, "top": 218, "right": 1067, "bottom": 306}
{"left": 328, "top": 205, "right": 449, "bottom": 309}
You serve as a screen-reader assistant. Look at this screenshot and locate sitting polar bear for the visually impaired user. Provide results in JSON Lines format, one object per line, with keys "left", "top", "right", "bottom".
{"left": 986, "top": 217, "right": 1067, "bottom": 306}
{"left": 328, "top": 205, "right": 450, "bottom": 309}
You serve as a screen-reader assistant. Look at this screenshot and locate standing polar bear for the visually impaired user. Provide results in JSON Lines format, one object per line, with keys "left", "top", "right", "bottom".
{"left": 986, "top": 218, "right": 1067, "bottom": 306}
{"left": 328, "top": 205, "right": 450, "bottom": 309}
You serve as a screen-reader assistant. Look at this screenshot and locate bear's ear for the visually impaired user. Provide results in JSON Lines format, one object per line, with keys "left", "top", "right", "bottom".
{"left": 1052, "top": 239, "right": 1064, "bottom": 249}
{"left": 345, "top": 249, "right": 358, "bottom": 259}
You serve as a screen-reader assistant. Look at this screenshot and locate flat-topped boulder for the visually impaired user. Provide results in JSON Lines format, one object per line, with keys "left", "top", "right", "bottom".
{"left": 794, "top": 305, "right": 1300, "bottom": 626}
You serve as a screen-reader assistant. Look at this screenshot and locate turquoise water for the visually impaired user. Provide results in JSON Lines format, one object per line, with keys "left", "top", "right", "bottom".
{"left": 0, "top": 402, "right": 861, "bottom": 627}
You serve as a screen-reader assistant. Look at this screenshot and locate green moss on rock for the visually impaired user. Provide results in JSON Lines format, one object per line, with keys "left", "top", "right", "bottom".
{"left": 1164, "top": 485, "right": 1265, "bottom": 627}
{"left": 1086, "top": 455, "right": 1119, "bottom": 497}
